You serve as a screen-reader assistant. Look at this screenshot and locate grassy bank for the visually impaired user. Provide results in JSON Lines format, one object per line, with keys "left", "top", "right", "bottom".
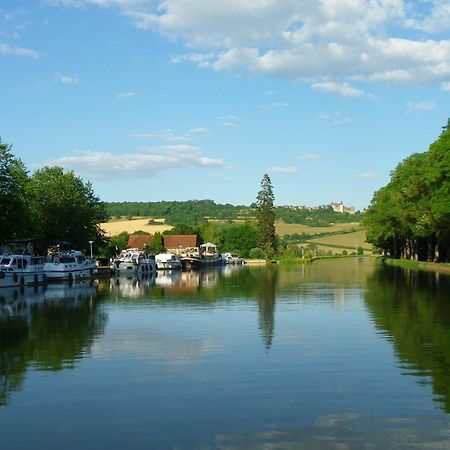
{"left": 384, "top": 258, "right": 450, "bottom": 275}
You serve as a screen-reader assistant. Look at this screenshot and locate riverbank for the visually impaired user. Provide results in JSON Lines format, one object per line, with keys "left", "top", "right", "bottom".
{"left": 384, "top": 257, "right": 450, "bottom": 275}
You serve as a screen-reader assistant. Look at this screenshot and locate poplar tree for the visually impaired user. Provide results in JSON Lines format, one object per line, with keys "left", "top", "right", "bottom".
{"left": 255, "top": 174, "right": 277, "bottom": 256}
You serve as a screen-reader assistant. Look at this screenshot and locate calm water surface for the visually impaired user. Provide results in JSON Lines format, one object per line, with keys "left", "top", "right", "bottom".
{"left": 2, "top": 259, "right": 450, "bottom": 449}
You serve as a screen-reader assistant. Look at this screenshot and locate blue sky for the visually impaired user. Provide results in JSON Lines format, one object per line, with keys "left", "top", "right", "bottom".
{"left": 1, "top": 0, "right": 449, "bottom": 210}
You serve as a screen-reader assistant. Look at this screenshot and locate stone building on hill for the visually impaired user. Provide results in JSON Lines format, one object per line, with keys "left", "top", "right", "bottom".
{"left": 330, "top": 201, "right": 356, "bottom": 214}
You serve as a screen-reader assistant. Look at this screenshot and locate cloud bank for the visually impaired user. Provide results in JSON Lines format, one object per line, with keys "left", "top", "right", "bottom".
{"left": 44, "top": 144, "right": 224, "bottom": 180}
{"left": 47, "top": 0, "right": 450, "bottom": 93}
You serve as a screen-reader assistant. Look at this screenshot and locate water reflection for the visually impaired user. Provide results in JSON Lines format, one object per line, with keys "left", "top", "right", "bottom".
{"left": 4, "top": 260, "right": 450, "bottom": 449}
{"left": 0, "top": 281, "right": 106, "bottom": 406}
{"left": 365, "top": 263, "right": 450, "bottom": 412}
{"left": 109, "top": 272, "right": 156, "bottom": 299}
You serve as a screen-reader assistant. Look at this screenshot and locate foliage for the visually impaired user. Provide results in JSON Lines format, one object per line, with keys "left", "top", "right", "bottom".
{"left": 276, "top": 205, "right": 361, "bottom": 226}
{"left": 27, "top": 166, "right": 108, "bottom": 251}
{"left": 364, "top": 121, "right": 450, "bottom": 262}
{"left": 0, "top": 139, "right": 30, "bottom": 241}
{"left": 109, "top": 232, "right": 130, "bottom": 253}
{"left": 163, "top": 223, "right": 198, "bottom": 236}
{"left": 255, "top": 174, "right": 277, "bottom": 256}
{"left": 105, "top": 200, "right": 361, "bottom": 227}
{"left": 249, "top": 247, "right": 265, "bottom": 259}
{"left": 146, "top": 232, "right": 165, "bottom": 254}
{"left": 219, "top": 223, "right": 258, "bottom": 258}
{"left": 105, "top": 200, "right": 245, "bottom": 225}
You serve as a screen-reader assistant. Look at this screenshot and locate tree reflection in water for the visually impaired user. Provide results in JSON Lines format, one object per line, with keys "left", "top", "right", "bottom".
{"left": 364, "top": 263, "right": 450, "bottom": 412}
{"left": 0, "top": 282, "right": 106, "bottom": 406}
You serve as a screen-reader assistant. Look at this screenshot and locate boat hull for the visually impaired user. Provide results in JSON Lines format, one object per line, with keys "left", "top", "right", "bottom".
{"left": 113, "top": 261, "right": 155, "bottom": 274}
{"left": 44, "top": 265, "right": 95, "bottom": 281}
{"left": 0, "top": 269, "right": 47, "bottom": 288}
{"left": 180, "top": 256, "right": 221, "bottom": 271}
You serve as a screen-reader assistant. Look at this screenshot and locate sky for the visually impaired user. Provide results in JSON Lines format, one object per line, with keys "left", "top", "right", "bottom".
{"left": 1, "top": 0, "right": 450, "bottom": 210}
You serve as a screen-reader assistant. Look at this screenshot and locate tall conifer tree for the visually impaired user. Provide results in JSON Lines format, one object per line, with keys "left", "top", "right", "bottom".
{"left": 255, "top": 174, "right": 277, "bottom": 256}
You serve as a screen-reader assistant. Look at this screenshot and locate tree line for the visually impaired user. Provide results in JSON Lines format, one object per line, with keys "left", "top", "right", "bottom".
{"left": 106, "top": 200, "right": 358, "bottom": 227}
{"left": 364, "top": 120, "right": 450, "bottom": 262}
{"left": 0, "top": 139, "right": 107, "bottom": 252}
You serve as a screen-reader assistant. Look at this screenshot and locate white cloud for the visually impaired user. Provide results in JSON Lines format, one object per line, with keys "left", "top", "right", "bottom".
{"left": 312, "top": 81, "right": 365, "bottom": 97}
{"left": 356, "top": 171, "right": 378, "bottom": 179}
{"left": 116, "top": 91, "right": 136, "bottom": 98}
{"left": 129, "top": 128, "right": 198, "bottom": 141}
{"left": 318, "top": 112, "right": 353, "bottom": 125}
{"left": 269, "top": 166, "right": 299, "bottom": 174}
{"left": 261, "top": 102, "right": 289, "bottom": 111}
{"left": 300, "top": 152, "right": 320, "bottom": 161}
{"left": 44, "top": 145, "right": 224, "bottom": 180}
{"left": 406, "top": 100, "right": 435, "bottom": 112}
{"left": 217, "top": 115, "right": 241, "bottom": 127}
{"left": 0, "top": 42, "right": 39, "bottom": 58}
{"left": 47, "top": 0, "right": 450, "bottom": 91}
{"left": 189, "top": 127, "right": 208, "bottom": 134}
{"left": 55, "top": 73, "right": 78, "bottom": 84}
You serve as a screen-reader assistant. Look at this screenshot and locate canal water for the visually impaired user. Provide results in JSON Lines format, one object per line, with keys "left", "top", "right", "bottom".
{"left": 2, "top": 258, "right": 450, "bottom": 449}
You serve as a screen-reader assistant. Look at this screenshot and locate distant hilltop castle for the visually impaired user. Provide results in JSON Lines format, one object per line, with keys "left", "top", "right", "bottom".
{"left": 330, "top": 201, "right": 356, "bottom": 214}
{"left": 279, "top": 202, "right": 356, "bottom": 214}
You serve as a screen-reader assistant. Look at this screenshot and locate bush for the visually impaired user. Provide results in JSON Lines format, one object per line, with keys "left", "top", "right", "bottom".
{"left": 249, "top": 247, "right": 265, "bottom": 259}
{"left": 282, "top": 246, "right": 303, "bottom": 258}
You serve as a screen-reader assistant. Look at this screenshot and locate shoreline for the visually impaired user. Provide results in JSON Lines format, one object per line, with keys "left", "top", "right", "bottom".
{"left": 384, "top": 258, "right": 450, "bottom": 275}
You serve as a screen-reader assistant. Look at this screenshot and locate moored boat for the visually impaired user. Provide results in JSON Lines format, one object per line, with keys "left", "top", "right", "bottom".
{"left": 44, "top": 243, "right": 96, "bottom": 282}
{"left": 220, "top": 252, "right": 245, "bottom": 265}
{"left": 155, "top": 252, "right": 182, "bottom": 270}
{"left": 180, "top": 242, "right": 221, "bottom": 270}
{"left": 0, "top": 240, "right": 47, "bottom": 288}
{"left": 110, "top": 248, "right": 156, "bottom": 274}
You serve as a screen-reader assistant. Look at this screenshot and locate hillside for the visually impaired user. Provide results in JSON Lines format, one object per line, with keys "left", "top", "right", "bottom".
{"left": 105, "top": 200, "right": 361, "bottom": 227}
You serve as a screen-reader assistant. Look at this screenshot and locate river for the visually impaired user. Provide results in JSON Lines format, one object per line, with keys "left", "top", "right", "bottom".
{"left": 1, "top": 258, "right": 450, "bottom": 449}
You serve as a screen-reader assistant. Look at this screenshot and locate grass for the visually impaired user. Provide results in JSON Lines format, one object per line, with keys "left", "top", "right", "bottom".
{"left": 307, "top": 230, "right": 371, "bottom": 250}
{"left": 101, "top": 217, "right": 371, "bottom": 256}
{"left": 384, "top": 258, "right": 450, "bottom": 274}
{"left": 275, "top": 221, "right": 361, "bottom": 236}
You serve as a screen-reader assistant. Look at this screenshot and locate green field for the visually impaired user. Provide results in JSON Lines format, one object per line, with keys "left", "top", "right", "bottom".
{"left": 275, "top": 221, "right": 371, "bottom": 255}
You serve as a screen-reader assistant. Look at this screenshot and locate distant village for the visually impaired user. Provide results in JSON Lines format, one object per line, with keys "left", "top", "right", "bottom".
{"left": 280, "top": 201, "right": 356, "bottom": 215}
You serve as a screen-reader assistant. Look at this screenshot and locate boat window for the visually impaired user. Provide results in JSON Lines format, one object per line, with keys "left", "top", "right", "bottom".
{"left": 17, "top": 259, "right": 28, "bottom": 269}
{"left": 60, "top": 256, "right": 76, "bottom": 263}
{"left": 0, "top": 258, "right": 11, "bottom": 265}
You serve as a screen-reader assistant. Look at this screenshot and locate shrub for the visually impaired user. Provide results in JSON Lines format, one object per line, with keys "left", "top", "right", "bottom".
{"left": 249, "top": 247, "right": 265, "bottom": 259}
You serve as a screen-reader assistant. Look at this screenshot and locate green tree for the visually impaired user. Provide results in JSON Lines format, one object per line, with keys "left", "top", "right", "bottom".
{"left": 110, "top": 231, "right": 130, "bottom": 253}
{"left": 147, "top": 231, "right": 165, "bottom": 254}
{"left": 255, "top": 174, "right": 277, "bottom": 256}
{"left": 428, "top": 122, "right": 450, "bottom": 260}
{"left": 0, "top": 139, "right": 30, "bottom": 241}
{"left": 220, "top": 223, "right": 258, "bottom": 257}
{"left": 364, "top": 120, "right": 450, "bottom": 262}
{"left": 27, "top": 166, "right": 108, "bottom": 250}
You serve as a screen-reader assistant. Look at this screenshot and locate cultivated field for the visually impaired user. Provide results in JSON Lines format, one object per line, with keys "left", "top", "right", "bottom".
{"left": 101, "top": 218, "right": 173, "bottom": 236}
{"left": 101, "top": 218, "right": 371, "bottom": 254}
{"left": 275, "top": 221, "right": 361, "bottom": 236}
{"left": 307, "top": 230, "right": 371, "bottom": 250}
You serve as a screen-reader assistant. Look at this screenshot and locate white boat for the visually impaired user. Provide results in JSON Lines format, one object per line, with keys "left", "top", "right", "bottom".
{"left": 44, "top": 248, "right": 96, "bottom": 282}
{"left": 110, "top": 248, "right": 156, "bottom": 274}
{"left": 220, "top": 252, "right": 245, "bottom": 265}
{"left": 0, "top": 240, "right": 47, "bottom": 288}
{"left": 180, "top": 242, "right": 221, "bottom": 270}
{"left": 155, "top": 252, "right": 182, "bottom": 270}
